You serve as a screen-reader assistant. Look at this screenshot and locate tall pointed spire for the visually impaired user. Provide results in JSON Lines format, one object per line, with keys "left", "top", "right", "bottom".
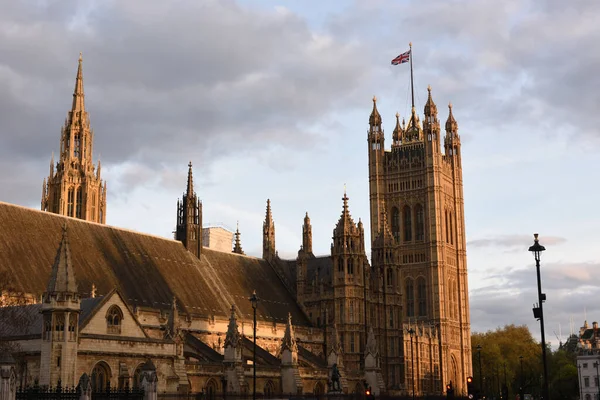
{"left": 445, "top": 102, "right": 458, "bottom": 133}
{"left": 233, "top": 221, "right": 245, "bottom": 255}
{"left": 263, "top": 199, "right": 276, "bottom": 260}
{"left": 281, "top": 312, "right": 298, "bottom": 353}
{"left": 369, "top": 96, "right": 382, "bottom": 127}
{"left": 45, "top": 224, "right": 78, "bottom": 296}
{"left": 71, "top": 52, "right": 85, "bottom": 113}
{"left": 186, "top": 161, "right": 194, "bottom": 197}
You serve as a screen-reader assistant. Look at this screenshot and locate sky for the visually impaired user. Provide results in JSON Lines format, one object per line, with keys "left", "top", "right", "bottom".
{"left": 1, "top": 0, "right": 600, "bottom": 347}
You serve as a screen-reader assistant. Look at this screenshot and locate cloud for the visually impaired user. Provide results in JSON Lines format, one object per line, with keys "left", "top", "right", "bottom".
{"left": 468, "top": 234, "right": 567, "bottom": 249}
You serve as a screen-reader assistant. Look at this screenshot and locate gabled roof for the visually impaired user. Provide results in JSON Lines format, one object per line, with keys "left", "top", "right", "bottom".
{"left": 0, "top": 202, "right": 309, "bottom": 326}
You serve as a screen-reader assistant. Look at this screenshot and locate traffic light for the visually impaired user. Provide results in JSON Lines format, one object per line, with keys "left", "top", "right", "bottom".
{"left": 466, "top": 376, "right": 474, "bottom": 399}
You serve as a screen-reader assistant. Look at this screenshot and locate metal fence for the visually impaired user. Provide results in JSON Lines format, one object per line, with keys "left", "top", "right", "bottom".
{"left": 156, "top": 394, "right": 469, "bottom": 400}
{"left": 16, "top": 385, "right": 145, "bottom": 400}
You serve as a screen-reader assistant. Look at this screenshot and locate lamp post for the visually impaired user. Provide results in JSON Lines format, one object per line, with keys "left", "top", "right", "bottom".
{"left": 407, "top": 328, "right": 416, "bottom": 400}
{"left": 249, "top": 290, "right": 259, "bottom": 400}
{"left": 529, "top": 233, "right": 549, "bottom": 400}
{"left": 477, "top": 344, "right": 483, "bottom": 395}
{"left": 577, "top": 364, "right": 582, "bottom": 400}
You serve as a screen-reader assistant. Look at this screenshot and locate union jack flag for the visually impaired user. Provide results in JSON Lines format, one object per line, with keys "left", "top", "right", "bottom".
{"left": 391, "top": 50, "right": 411, "bottom": 65}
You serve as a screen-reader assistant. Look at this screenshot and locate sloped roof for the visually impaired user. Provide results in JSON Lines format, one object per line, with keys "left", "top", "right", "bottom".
{"left": 0, "top": 202, "right": 309, "bottom": 326}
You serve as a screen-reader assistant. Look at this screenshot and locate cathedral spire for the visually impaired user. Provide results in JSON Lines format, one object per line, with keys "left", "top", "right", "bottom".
{"left": 45, "top": 224, "right": 78, "bottom": 297}
{"left": 71, "top": 52, "right": 85, "bottom": 114}
{"left": 233, "top": 221, "right": 245, "bottom": 255}
{"left": 186, "top": 161, "right": 194, "bottom": 197}
{"left": 302, "top": 212, "right": 313, "bottom": 255}
{"left": 369, "top": 96, "right": 382, "bottom": 127}
{"left": 263, "top": 199, "right": 276, "bottom": 260}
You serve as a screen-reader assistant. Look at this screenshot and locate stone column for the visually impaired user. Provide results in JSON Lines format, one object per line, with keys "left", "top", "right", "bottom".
{"left": 0, "top": 354, "right": 16, "bottom": 400}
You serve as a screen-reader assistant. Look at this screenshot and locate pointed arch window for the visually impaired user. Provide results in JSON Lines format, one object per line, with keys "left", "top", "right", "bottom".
{"left": 68, "top": 313, "right": 77, "bottom": 341}
{"left": 405, "top": 279, "right": 415, "bottom": 317}
{"left": 415, "top": 204, "right": 424, "bottom": 241}
{"left": 91, "top": 192, "right": 96, "bottom": 221}
{"left": 43, "top": 315, "right": 52, "bottom": 341}
{"left": 391, "top": 207, "right": 400, "bottom": 241}
{"left": 338, "top": 257, "right": 344, "bottom": 273}
{"left": 75, "top": 187, "right": 82, "bottom": 218}
{"left": 403, "top": 205, "right": 412, "bottom": 242}
{"left": 106, "top": 305, "right": 123, "bottom": 334}
{"left": 386, "top": 268, "right": 393, "bottom": 287}
{"left": 91, "top": 362, "right": 111, "bottom": 392}
{"left": 349, "top": 300, "right": 354, "bottom": 323}
{"left": 445, "top": 210, "right": 449, "bottom": 243}
{"left": 417, "top": 278, "right": 427, "bottom": 317}
{"left": 67, "top": 188, "right": 74, "bottom": 217}
{"left": 55, "top": 313, "right": 65, "bottom": 341}
{"left": 74, "top": 134, "right": 81, "bottom": 158}
{"left": 52, "top": 189, "right": 60, "bottom": 213}
{"left": 449, "top": 211, "right": 454, "bottom": 245}
{"left": 347, "top": 258, "right": 354, "bottom": 275}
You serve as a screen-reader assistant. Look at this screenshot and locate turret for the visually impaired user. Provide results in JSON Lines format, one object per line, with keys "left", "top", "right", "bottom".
{"left": 444, "top": 103, "right": 461, "bottom": 164}
{"left": 262, "top": 199, "right": 276, "bottom": 260}
{"left": 175, "top": 162, "right": 202, "bottom": 258}
{"left": 392, "top": 113, "right": 403, "bottom": 148}
{"left": 40, "top": 224, "right": 81, "bottom": 387}
{"left": 423, "top": 85, "right": 441, "bottom": 155}
{"left": 232, "top": 222, "right": 245, "bottom": 255}
{"left": 367, "top": 96, "right": 385, "bottom": 247}
{"left": 302, "top": 212, "right": 313, "bottom": 255}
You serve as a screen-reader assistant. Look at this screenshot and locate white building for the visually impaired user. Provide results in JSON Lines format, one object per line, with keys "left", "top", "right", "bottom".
{"left": 577, "top": 321, "right": 600, "bottom": 400}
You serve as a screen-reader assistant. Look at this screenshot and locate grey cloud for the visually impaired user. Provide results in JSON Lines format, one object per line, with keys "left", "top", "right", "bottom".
{"left": 468, "top": 234, "right": 567, "bottom": 249}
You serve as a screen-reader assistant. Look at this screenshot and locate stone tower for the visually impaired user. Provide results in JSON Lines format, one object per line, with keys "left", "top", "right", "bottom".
{"left": 41, "top": 54, "right": 106, "bottom": 223}
{"left": 40, "top": 224, "right": 80, "bottom": 387}
{"left": 330, "top": 191, "right": 369, "bottom": 374}
{"left": 367, "top": 88, "right": 472, "bottom": 394}
{"left": 262, "top": 199, "right": 276, "bottom": 260}
{"left": 302, "top": 212, "right": 313, "bottom": 255}
{"left": 176, "top": 162, "right": 202, "bottom": 258}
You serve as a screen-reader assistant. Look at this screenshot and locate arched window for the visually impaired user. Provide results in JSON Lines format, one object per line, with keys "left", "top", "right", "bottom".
{"left": 106, "top": 306, "right": 123, "bottom": 334}
{"left": 339, "top": 302, "right": 344, "bottom": 324}
{"left": 91, "top": 192, "right": 96, "bottom": 221}
{"left": 132, "top": 364, "right": 143, "bottom": 389}
{"left": 338, "top": 257, "right": 344, "bottom": 273}
{"left": 403, "top": 205, "right": 412, "bottom": 241}
{"left": 68, "top": 313, "right": 77, "bottom": 341}
{"left": 75, "top": 187, "right": 82, "bottom": 218}
{"left": 415, "top": 204, "right": 424, "bottom": 241}
{"left": 264, "top": 380, "right": 275, "bottom": 397}
{"left": 391, "top": 207, "right": 400, "bottom": 241}
{"left": 349, "top": 300, "right": 354, "bottom": 323}
{"left": 55, "top": 313, "right": 65, "bottom": 341}
{"left": 449, "top": 211, "right": 454, "bottom": 245}
{"left": 417, "top": 278, "right": 427, "bottom": 316}
{"left": 43, "top": 315, "right": 51, "bottom": 341}
{"left": 405, "top": 279, "right": 414, "bottom": 317}
{"left": 445, "top": 210, "right": 449, "bottom": 243}
{"left": 347, "top": 258, "right": 354, "bottom": 275}
{"left": 91, "top": 362, "right": 111, "bottom": 392}
{"left": 52, "top": 190, "right": 60, "bottom": 213}
{"left": 386, "top": 268, "right": 393, "bottom": 287}
{"left": 314, "top": 381, "right": 325, "bottom": 395}
{"left": 205, "top": 378, "right": 218, "bottom": 400}
{"left": 67, "top": 188, "right": 74, "bottom": 217}
{"left": 453, "top": 282, "right": 459, "bottom": 319}
{"left": 74, "top": 134, "right": 81, "bottom": 158}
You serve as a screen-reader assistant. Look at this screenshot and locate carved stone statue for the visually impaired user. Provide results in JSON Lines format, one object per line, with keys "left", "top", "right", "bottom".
{"left": 330, "top": 363, "right": 341, "bottom": 392}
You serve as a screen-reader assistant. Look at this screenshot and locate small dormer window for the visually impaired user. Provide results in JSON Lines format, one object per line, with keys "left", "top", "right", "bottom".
{"left": 106, "top": 306, "right": 123, "bottom": 334}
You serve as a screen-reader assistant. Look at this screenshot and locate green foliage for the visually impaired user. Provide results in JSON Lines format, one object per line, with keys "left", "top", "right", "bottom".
{"left": 471, "top": 324, "right": 579, "bottom": 399}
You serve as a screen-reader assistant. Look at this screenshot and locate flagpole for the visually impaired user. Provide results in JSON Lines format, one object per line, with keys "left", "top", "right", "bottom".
{"left": 409, "top": 42, "right": 414, "bottom": 110}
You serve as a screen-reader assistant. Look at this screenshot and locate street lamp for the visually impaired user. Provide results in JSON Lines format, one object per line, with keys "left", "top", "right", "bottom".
{"left": 249, "top": 290, "right": 259, "bottom": 400}
{"left": 477, "top": 344, "right": 483, "bottom": 395}
{"left": 529, "top": 233, "right": 549, "bottom": 400}
{"left": 407, "top": 328, "right": 416, "bottom": 400}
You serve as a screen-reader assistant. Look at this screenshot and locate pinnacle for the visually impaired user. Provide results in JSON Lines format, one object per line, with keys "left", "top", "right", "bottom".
{"left": 369, "top": 95, "right": 382, "bottom": 126}
{"left": 186, "top": 162, "right": 194, "bottom": 197}
{"left": 71, "top": 53, "right": 85, "bottom": 113}
{"left": 46, "top": 223, "right": 78, "bottom": 296}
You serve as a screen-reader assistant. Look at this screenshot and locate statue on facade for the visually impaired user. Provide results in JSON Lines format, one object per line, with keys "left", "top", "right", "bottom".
{"left": 330, "top": 363, "right": 342, "bottom": 392}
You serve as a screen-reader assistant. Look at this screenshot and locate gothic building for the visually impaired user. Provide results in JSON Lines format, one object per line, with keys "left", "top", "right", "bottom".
{"left": 41, "top": 54, "right": 106, "bottom": 223}
{"left": 0, "top": 56, "right": 473, "bottom": 396}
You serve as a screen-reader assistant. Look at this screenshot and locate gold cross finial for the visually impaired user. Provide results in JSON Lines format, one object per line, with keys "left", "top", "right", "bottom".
{"left": 427, "top": 84, "right": 431, "bottom": 92}
{"left": 409, "top": 42, "right": 412, "bottom": 48}
{"left": 448, "top": 102, "right": 453, "bottom": 109}
{"left": 79, "top": 52, "right": 83, "bottom": 61}
{"left": 372, "top": 95, "right": 377, "bottom": 103}
{"left": 396, "top": 112, "right": 399, "bottom": 118}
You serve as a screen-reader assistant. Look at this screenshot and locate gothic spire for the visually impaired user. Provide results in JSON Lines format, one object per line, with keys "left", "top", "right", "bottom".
{"left": 302, "top": 212, "right": 312, "bottom": 255}
{"left": 334, "top": 188, "right": 355, "bottom": 234}
{"left": 424, "top": 85, "right": 438, "bottom": 117}
{"left": 392, "top": 112, "right": 403, "bottom": 146}
{"left": 369, "top": 96, "right": 382, "bottom": 127}
{"left": 224, "top": 305, "right": 241, "bottom": 348}
{"left": 263, "top": 199, "right": 276, "bottom": 260}
{"left": 281, "top": 312, "right": 298, "bottom": 353}
{"left": 445, "top": 102, "right": 458, "bottom": 133}
{"left": 233, "top": 221, "right": 245, "bottom": 255}
{"left": 186, "top": 161, "right": 194, "bottom": 197}
{"left": 265, "top": 199, "right": 273, "bottom": 225}
{"left": 71, "top": 52, "right": 85, "bottom": 114}
{"left": 45, "top": 224, "right": 78, "bottom": 296}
